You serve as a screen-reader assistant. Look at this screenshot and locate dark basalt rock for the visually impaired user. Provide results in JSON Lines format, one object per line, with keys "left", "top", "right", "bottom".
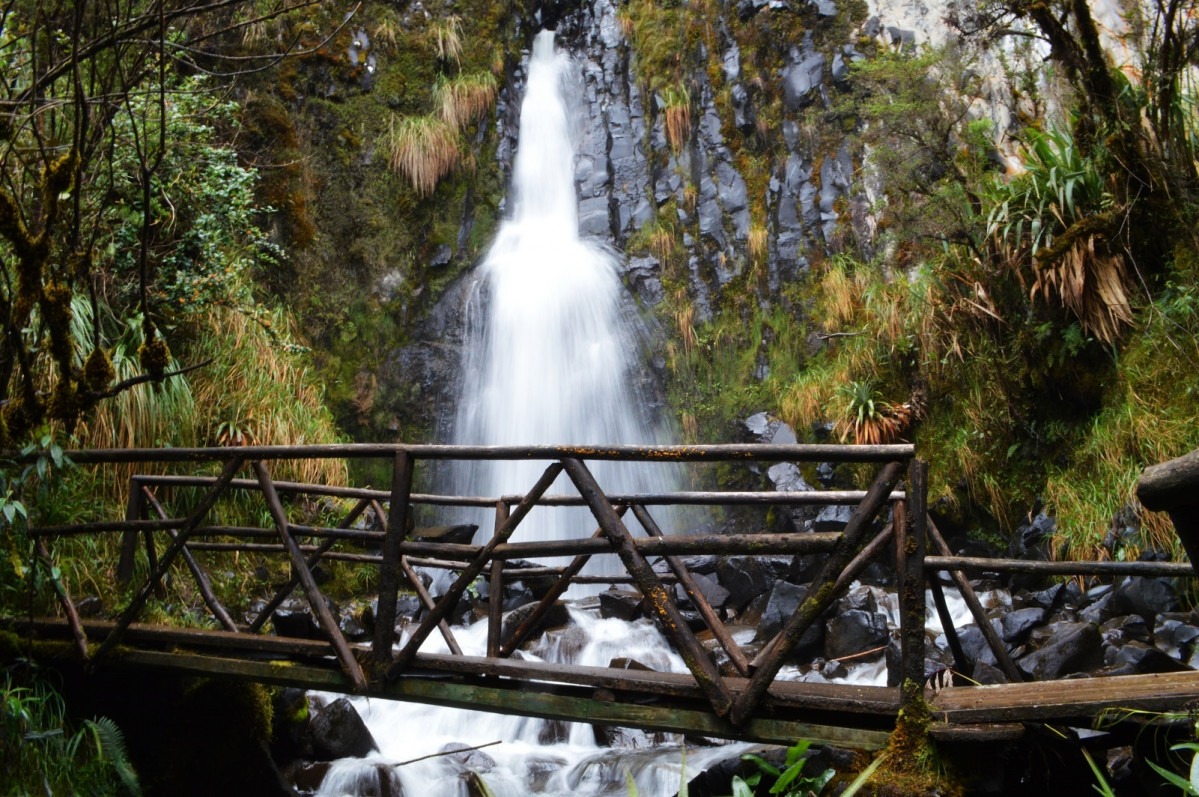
{"left": 599, "top": 588, "right": 644, "bottom": 621}
{"left": 308, "top": 698, "right": 379, "bottom": 761}
{"left": 1104, "top": 641, "right": 1192, "bottom": 674}
{"left": 715, "top": 556, "right": 775, "bottom": 613}
{"left": 1018, "top": 622, "right": 1103, "bottom": 680}
{"left": 500, "top": 600, "right": 572, "bottom": 649}
{"left": 1111, "top": 576, "right": 1180, "bottom": 623}
{"left": 825, "top": 610, "right": 889, "bottom": 659}
{"left": 1000, "top": 607, "right": 1045, "bottom": 645}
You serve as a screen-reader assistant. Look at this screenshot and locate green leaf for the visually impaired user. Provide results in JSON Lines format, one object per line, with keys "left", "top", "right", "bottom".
{"left": 1148, "top": 759, "right": 1198, "bottom": 795}
{"left": 742, "top": 754, "right": 780, "bottom": 778}
{"left": 731, "top": 776, "right": 754, "bottom": 797}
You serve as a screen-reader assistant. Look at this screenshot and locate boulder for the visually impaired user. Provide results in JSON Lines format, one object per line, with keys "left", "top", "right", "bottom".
{"left": 716, "top": 556, "right": 774, "bottom": 612}
{"left": 1018, "top": 623, "right": 1102, "bottom": 680}
{"left": 500, "top": 601, "right": 571, "bottom": 650}
{"left": 1111, "top": 576, "right": 1180, "bottom": 622}
{"left": 825, "top": 610, "right": 889, "bottom": 659}
{"left": 599, "top": 588, "right": 644, "bottom": 621}
{"left": 1000, "top": 607, "right": 1045, "bottom": 645}
{"left": 308, "top": 698, "right": 378, "bottom": 761}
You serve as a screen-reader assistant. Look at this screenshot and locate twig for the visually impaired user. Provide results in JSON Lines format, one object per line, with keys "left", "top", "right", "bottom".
{"left": 86, "top": 358, "right": 215, "bottom": 399}
{"left": 831, "top": 644, "right": 887, "bottom": 664}
{"left": 394, "top": 740, "right": 502, "bottom": 768}
{"left": 815, "top": 331, "right": 864, "bottom": 341}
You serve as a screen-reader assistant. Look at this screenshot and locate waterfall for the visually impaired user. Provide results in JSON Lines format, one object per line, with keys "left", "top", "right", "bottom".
{"left": 449, "top": 29, "right": 678, "bottom": 553}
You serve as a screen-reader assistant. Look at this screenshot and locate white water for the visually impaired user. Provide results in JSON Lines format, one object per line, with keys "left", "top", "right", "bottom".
{"left": 449, "top": 29, "right": 678, "bottom": 555}
{"left": 315, "top": 605, "right": 750, "bottom": 797}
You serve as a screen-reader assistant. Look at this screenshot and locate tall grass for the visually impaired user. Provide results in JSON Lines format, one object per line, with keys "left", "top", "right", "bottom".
{"left": 435, "top": 72, "right": 498, "bottom": 131}
{"left": 661, "top": 85, "right": 691, "bottom": 151}
{"left": 385, "top": 114, "right": 462, "bottom": 196}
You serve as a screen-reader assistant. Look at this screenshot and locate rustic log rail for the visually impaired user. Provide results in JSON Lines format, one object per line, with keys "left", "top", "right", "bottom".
{"left": 6, "top": 442, "right": 1199, "bottom": 749}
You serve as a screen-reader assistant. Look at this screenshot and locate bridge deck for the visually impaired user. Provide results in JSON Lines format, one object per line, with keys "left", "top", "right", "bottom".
{"left": 14, "top": 618, "right": 1199, "bottom": 751}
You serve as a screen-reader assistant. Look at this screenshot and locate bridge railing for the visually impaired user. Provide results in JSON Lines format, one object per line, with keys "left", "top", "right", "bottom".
{"left": 22, "top": 443, "right": 1198, "bottom": 732}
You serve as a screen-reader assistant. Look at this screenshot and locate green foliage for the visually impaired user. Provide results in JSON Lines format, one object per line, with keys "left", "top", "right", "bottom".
{"left": 1, "top": 668, "right": 128, "bottom": 795}
{"left": 734, "top": 741, "right": 835, "bottom": 796}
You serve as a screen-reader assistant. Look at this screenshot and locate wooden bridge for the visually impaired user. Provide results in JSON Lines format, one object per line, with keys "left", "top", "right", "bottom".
{"left": 7, "top": 443, "right": 1199, "bottom": 751}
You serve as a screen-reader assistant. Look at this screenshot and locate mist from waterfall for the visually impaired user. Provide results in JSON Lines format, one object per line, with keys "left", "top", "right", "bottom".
{"left": 449, "top": 30, "right": 678, "bottom": 552}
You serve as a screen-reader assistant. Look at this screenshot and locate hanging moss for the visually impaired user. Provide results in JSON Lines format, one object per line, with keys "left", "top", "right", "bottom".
{"left": 41, "top": 280, "right": 74, "bottom": 369}
{"left": 81, "top": 347, "right": 115, "bottom": 394}
{"left": 2, "top": 392, "right": 44, "bottom": 442}
{"left": 46, "top": 376, "right": 81, "bottom": 433}
{"left": 138, "top": 336, "right": 170, "bottom": 380}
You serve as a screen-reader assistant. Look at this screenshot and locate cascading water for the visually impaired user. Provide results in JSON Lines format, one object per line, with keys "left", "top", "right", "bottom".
{"left": 449, "top": 28, "right": 678, "bottom": 553}
{"left": 311, "top": 31, "right": 744, "bottom": 797}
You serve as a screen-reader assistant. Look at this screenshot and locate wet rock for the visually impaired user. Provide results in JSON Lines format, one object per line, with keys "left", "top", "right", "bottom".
{"left": 1018, "top": 622, "right": 1102, "bottom": 680}
{"left": 500, "top": 600, "right": 571, "bottom": 649}
{"left": 1100, "top": 614, "right": 1152, "bottom": 647}
{"left": 675, "top": 572, "right": 731, "bottom": 611}
{"left": 1111, "top": 576, "right": 1180, "bottom": 623}
{"left": 441, "top": 741, "right": 496, "bottom": 773}
{"left": 811, "top": 504, "right": 853, "bottom": 532}
{"left": 952, "top": 620, "right": 1004, "bottom": 668}
{"left": 272, "top": 596, "right": 336, "bottom": 640}
{"left": 599, "top": 588, "right": 644, "bottom": 621}
{"left": 412, "top": 524, "right": 477, "bottom": 545}
{"left": 1105, "top": 641, "right": 1192, "bottom": 674}
{"left": 753, "top": 582, "right": 824, "bottom": 660}
{"left": 678, "top": 554, "right": 720, "bottom": 575}
{"left": 1000, "top": 607, "right": 1045, "bottom": 645}
{"left": 1080, "top": 591, "right": 1117, "bottom": 625}
{"left": 971, "top": 660, "right": 1008, "bottom": 685}
{"left": 715, "top": 556, "right": 774, "bottom": 612}
{"left": 825, "top": 610, "right": 889, "bottom": 659}
{"left": 309, "top": 698, "right": 379, "bottom": 761}
{"left": 76, "top": 596, "right": 104, "bottom": 618}
{"left": 339, "top": 611, "right": 368, "bottom": 642}
{"left": 744, "top": 412, "right": 777, "bottom": 442}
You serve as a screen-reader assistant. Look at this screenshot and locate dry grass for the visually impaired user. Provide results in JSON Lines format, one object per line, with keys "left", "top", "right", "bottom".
{"left": 431, "top": 15, "right": 463, "bottom": 66}
{"left": 649, "top": 225, "right": 676, "bottom": 265}
{"left": 385, "top": 114, "right": 461, "bottom": 196}
{"left": 1032, "top": 234, "right": 1132, "bottom": 345}
{"left": 748, "top": 225, "right": 768, "bottom": 265}
{"left": 675, "top": 303, "right": 697, "bottom": 356}
{"left": 661, "top": 86, "right": 691, "bottom": 152}
{"left": 435, "top": 72, "right": 498, "bottom": 131}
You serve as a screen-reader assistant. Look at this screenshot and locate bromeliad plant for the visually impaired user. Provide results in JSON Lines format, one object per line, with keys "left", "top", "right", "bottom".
{"left": 733, "top": 740, "right": 836, "bottom": 796}
{"left": 986, "top": 124, "right": 1131, "bottom": 344}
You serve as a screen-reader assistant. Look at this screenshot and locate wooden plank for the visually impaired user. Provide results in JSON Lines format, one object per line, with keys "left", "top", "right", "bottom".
{"left": 925, "top": 556, "right": 1194, "bottom": 578}
{"left": 99, "top": 648, "right": 892, "bottom": 749}
{"left": 898, "top": 460, "right": 927, "bottom": 707}
{"left": 1138, "top": 448, "right": 1199, "bottom": 511}
{"left": 633, "top": 504, "right": 750, "bottom": 677}
{"left": 247, "top": 498, "right": 371, "bottom": 633}
{"left": 140, "top": 486, "right": 238, "bottom": 633}
{"left": 138, "top": 474, "right": 902, "bottom": 508}
{"left": 929, "top": 722, "right": 1025, "bottom": 742}
{"left": 927, "top": 516, "right": 1025, "bottom": 683}
{"left": 54, "top": 442, "right": 915, "bottom": 465}
{"left": 930, "top": 671, "right": 1199, "bottom": 724}
{"left": 15, "top": 617, "right": 900, "bottom": 715}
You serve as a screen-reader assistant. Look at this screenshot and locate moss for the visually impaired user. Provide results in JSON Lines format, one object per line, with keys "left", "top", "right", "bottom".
{"left": 82, "top": 347, "right": 116, "bottom": 393}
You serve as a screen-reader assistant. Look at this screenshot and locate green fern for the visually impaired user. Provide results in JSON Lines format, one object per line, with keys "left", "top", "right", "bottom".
{"left": 86, "top": 716, "right": 142, "bottom": 796}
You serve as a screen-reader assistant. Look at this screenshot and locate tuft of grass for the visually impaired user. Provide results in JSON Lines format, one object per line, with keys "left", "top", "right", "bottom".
{"left": 431, "top": 15, "right": 463, "bottom": 66}
{"left": 435, "top": 72, "right": 498, "bottom": 131}
{"left": 661, "top": 85, "right": 691, "bottom": 151}
{"left": 385, "top": 114, "right": 462, "bottom": 196}
{"left": 748, "top": 225, "right": 769, "bottom": 265}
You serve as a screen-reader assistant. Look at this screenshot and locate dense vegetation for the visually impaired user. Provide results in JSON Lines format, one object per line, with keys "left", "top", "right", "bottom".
{"left": 1, "top": 0, "right": 1198, "bottom": 791}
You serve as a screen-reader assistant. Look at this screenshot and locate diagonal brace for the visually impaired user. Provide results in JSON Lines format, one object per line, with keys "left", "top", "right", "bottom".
{"left": 562, "top": 457, "right": 735, "bottom": 718}
{"left": 729, "top": 460, "right": 905, "bottom": 725}
{"left": 254, "top": 461, "right": 367, "bottom": 692}
{"left": 386, "top": 462, "right": 564, "bottom": 679}
{"left": 93, "top": 457, "right": 245, "bottom": 663}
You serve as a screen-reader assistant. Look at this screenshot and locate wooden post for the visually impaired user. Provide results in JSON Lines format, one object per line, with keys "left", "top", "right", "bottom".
{"left": 1138, "top": 449, "right": 1199, "bottom": 574}
{"left": 248, "top": 498, "right": 370, "bottom": 633}
{"left": 561, "top": 457, "right": 735, "bottom": 718}
{"left": 375, "top": 452, "right": 414, "bottom": 661}
{"left": 115, "top": 479, "right": 144, "bottom": 583}
{"left": 898, "top": 459, "right": 927, "bottom": 710}
{"left": 254, "top": 461, "right": 367, "bottom": 691}
{"left": 488, "top": 502, "right": 508, "bottom": 659}
{"left": 386, "top": 462, "right": 564, "bottom": 679}
{"left": 927, "top": 515, "right": 1025, "bottom": 683}
{"left": 730, "top": 460, "right": 905, "bottom": 726}
{"left": 140, "top": 485, "right": 238, "bottom": 632}
{"left": 929, "top": 576, "right": 968, "bottom": 677}
{"left": 632, "top": 504, "right": 750, "bottom": 677}
{"left": 93, "top": 457, "right": 245, "bottom": 663}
